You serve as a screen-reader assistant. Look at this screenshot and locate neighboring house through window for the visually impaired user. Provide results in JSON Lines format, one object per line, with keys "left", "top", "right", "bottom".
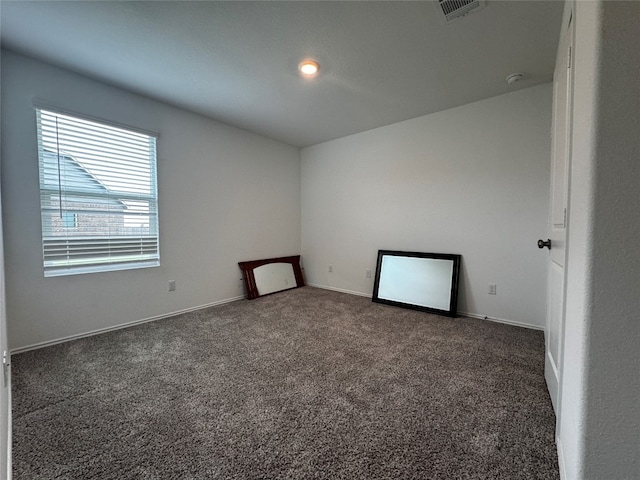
{"left": 36, "top": 107, "right": 159, "bottom": 276}
{"left": 61, "top": 212, "right": 78, "bottom": 229}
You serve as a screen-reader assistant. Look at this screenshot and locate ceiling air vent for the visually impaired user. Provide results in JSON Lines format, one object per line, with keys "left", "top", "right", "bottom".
{"left": 435, "top": 0, "right": 486, "bottom": 23}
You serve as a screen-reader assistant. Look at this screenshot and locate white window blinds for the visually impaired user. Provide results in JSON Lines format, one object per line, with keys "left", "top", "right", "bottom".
{"left": 36, "top": 108, "right": 159, "bottom": 277}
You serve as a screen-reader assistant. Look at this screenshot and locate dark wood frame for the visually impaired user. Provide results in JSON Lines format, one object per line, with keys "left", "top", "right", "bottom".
{"left": 238, "top": 255, "right": 304, "bottom": 300}
{"left": 372, "top": 250, "right": 461, "bottom": 317}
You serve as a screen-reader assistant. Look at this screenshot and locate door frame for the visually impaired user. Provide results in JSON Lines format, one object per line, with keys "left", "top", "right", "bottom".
{"left": 0, "top": 169, "right": 12, "bottom": 477}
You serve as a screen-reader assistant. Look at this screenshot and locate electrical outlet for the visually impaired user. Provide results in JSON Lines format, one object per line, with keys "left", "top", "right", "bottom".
{"left": 488, "top": 283, "right": 496, "bottom": 295}
{"left": 365, "top": 269, "right": 372, "bottom": 278}
{"left": 328, "top": 264, "right": 333, "bottom": 273}
{"left": 168, "top": 280, "right": 176, "bottom": 292}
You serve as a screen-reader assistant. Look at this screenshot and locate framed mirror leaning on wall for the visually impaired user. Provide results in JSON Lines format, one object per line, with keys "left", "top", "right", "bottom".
{"left": 238, "top": 255, "right": 304, "bottom": 300}
{"left": 372, "top": 250, "right": 461, "bottom": 317}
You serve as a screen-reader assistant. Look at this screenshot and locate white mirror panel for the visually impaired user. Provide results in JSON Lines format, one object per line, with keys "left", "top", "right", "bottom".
{"left": 378, "top": 256, "right": 454, "bottom": 311}
{"left": 254, "top": 262, "right": 296, "bottom": 296}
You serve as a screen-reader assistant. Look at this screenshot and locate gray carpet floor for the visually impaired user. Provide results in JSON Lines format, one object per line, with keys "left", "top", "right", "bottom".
{"left": 12, "top": 286, "right": 559, "bottom": 479}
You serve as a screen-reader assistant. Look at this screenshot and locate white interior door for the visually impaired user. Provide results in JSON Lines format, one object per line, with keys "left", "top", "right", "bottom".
{"left": 544, "top": 11, "right": 573, "bottom": 414}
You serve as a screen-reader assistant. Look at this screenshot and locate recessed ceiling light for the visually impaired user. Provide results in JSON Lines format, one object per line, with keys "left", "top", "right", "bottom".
{"left": 298, "top": 60, "right": 319, "bottom": 77}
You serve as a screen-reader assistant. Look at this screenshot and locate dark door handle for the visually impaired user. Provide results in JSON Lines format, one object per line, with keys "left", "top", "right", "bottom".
{"left": 538, "top": 239, "right": 551, "bottom": 250}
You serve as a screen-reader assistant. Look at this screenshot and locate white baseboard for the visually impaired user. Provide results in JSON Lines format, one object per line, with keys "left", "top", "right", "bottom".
{"left": 308, "top": 283, "right": 542, "bottom": 331}
{"left": 10, "top": 295, "right": 245, "bottom": 355}
{"left": 13, "top": 287, "right": 542, "bottom": 354}
{"left": 307, "top": 283, "right": 372, "bottom": 298}
{"left": 460, "top": 311, "right": 544, "bottom": 331}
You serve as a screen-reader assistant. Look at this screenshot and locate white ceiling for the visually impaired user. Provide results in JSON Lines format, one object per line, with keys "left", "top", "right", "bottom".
{"left": 1, "top": 1, "right": 563, "bottom": 147}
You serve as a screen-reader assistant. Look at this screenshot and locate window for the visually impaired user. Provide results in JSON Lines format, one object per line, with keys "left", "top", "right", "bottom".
{"left": 36, "top": 107, "right": 159, "bottom": 276}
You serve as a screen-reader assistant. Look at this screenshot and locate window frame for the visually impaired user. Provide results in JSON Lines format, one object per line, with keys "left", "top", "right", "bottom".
{"left": 34, "top": 103, "right": 160, "bottom": 277}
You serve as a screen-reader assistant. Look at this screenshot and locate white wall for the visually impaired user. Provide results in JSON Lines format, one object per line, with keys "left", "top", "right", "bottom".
{"left": 1, "top": 51, "right": 301, "bottom": 351}
{"left": 560, "top": 1, "right": 640, "bottom": 478}
{"left": 301, "top": 84, "right": 552, "bottom": 328}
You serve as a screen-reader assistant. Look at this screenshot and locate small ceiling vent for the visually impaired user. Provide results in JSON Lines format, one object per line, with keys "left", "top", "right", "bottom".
{"left": 435, "top": 0, "right": 486, "bottom": 23}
